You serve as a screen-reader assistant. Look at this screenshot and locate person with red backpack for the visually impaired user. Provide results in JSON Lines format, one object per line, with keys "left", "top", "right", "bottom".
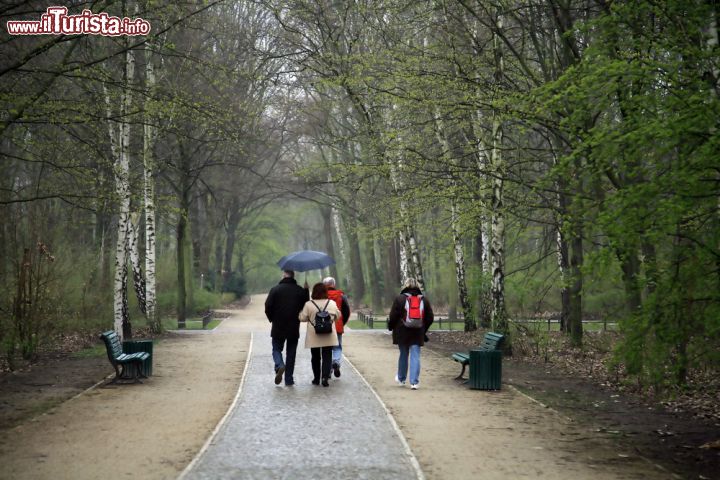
{"left": 323, "top": 276, "right": 350, "bottom": 378}
{"left": 387, "top": 278, "right": 434, "bottom": 390}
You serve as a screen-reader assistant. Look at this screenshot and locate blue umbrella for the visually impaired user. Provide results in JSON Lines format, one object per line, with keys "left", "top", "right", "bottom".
{"left": 277, "top": 250, "right": 335, "bottom": 272}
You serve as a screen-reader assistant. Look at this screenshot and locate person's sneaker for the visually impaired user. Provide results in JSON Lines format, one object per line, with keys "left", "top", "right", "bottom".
{"left": 321, "top": 378, "right": 329, "bottom": 387}
{"left": 395, "top": 375, "right": 406, "bottom": 386}
{"left": 311, "top": 378, "right": 320, "bottom": 386}
{"left": 274, "top": 366, "right": 285, "bottom": 385}
{"left": 411, "top": 384, "right": 419, "bottom": 390}
{"left": 332, "top": 363, "right": 341, "bottom": 378}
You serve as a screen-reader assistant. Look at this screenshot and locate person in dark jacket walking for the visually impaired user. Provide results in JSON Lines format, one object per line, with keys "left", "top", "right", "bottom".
{"left": 387, "top": 278, "right": 434, "bottom": 390}
{"left": 265, "top": 270, "right": 308, "bottom": 386}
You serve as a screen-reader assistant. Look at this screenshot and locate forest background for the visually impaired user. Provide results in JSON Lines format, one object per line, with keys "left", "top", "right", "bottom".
{"left": 1, "top": 0, "right": 718, "bottom": 397}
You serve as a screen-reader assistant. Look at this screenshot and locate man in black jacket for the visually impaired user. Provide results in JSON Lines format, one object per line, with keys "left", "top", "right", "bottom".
{"left": 265, "top": 270, "right": 308, "bottom": 386}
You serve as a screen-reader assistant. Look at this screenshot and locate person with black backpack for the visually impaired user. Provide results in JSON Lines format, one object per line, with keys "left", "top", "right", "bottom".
{"left": 298, "top": 283, "right": 340, "bottom": 387}
{"left": 387, "top": 278, "right": 434, "bottom": 390}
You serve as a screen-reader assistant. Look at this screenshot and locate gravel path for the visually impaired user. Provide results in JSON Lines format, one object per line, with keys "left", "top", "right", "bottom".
{"left": 0, "top": 294, "right": 677, "bottom": 480}
{"left": 182, "top": 331, "right": 421, "bottom": 480}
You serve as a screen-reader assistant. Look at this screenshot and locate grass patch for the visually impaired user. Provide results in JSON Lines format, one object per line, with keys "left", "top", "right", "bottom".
{"left": 348, "top": 319, "right": 466, "bottom": 331}
{"left": 161, "top": 316, "right": 223, "bottom": 330}
{"left": 347, "top": 320, "right": 370, "bottom": 330}
{"left": 70, "top": 345, "right": 106, "bottom": 358}
{"left": 512, "top": 321, "right": 618, "bottom": 333}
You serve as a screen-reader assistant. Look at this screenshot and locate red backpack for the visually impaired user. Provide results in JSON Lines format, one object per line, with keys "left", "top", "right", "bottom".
{"left": 403, "top": 293, "right": 424, "bottom": 328}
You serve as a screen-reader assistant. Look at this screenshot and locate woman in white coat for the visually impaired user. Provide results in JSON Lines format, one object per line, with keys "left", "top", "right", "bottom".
{"left": 299, "top": 282, "right": 340, "bottom": 386}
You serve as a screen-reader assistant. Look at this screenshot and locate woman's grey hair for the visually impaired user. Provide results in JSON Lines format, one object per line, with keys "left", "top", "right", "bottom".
{"left": 404, "top": 277, "right": 418, "bottom": 289}
{"left": 322, "top": 276, "right": 336, "bottom": 287}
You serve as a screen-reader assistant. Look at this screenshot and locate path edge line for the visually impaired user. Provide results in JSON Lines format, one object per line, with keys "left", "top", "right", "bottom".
{"left": 344, "top": 356, "right": 426, "bottom": 480}
{"left": 176, "top": 331, "right": 254, "bottom": 480}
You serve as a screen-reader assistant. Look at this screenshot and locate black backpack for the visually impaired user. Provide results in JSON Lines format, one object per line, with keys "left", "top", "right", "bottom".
{"left": 311, "top": 300, "right": 333, "bottom": 334}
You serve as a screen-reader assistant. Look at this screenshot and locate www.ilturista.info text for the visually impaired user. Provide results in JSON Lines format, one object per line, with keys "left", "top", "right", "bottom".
{"left": 6, "top": 7, "right": 150, "bottom": 36}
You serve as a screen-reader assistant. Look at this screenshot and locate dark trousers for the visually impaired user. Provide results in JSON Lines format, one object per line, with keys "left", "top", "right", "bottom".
{"left": 310, "top": 346, "right": 333, "bottom": 380}
{"left": 272, "top": 336, "right": 298, "bottom": 385}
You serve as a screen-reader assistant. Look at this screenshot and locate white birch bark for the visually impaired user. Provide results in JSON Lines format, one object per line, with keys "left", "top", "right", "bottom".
{"left": 434, "top": 110, "right": 473, "bottom": 328}
{"left": 406, "top": 228, "right": 424, "bottom": 290}
{"left": 127, "top": 212, "right": 146, "bottom": 313}
{"left": 451, "top": 199, "right": 474, "bottom": 329}
{"left": 398, "top": 230, "right": 409, "bottom": 285}
{"left": 104, "top": 48, "right": 133, "bottom": 340}
{"left": 144, "top": 42, "right": 158, "bottom": 331}
{"left": 490, "top": 12, "right": 507, "bottom": 332}
{"left": 388, "top": 159, "right": 414, "bottom": 285}
{"left": 387, "top": 139, "right": 424, "bottom": 287}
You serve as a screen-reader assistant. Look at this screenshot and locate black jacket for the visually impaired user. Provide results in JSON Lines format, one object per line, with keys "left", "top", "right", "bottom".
{"left": 387, "top": 287, "right": 434, "bottom": 346}
{"left": 265, "top": 278, "right": 308, "bottom": 339}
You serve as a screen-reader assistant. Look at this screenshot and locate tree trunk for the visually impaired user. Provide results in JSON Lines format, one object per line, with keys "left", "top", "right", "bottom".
{"left": 384, "top": 237, "right": 401, "bottom": 304}
{"left": 568, "top": 229, "right": 584, "bottom": 346}
{"left": 224, "top": 204, "right": 241, "bottom": 284}
{"left": 555, "top": 182, "right": 571, "bottom": 332}
{"left": 345, "top": 219, "right": 365, "bottom": 307}
{"left": 452, "top": 200, "right": 475, "bottom": 331}
{"left": 619, "top": 249, "right": 642, "bottom": 317}
{"left": 143, "top": 41, "right": 159, "bottom": 332}
{"left": 364, "top": 232, "right": 383, "bottom": 312}
{"left": 191, "top": 192, "right": 202, "bottom": 274}
{"left": 434, "top": 107, "right": 473, "bottom": 329}
{"left": 321, "top": 206, "right": 338, "bottom": 280}
{"left": 176, "top": 206, "right": 188, "bottom": 329}
{"left": 214, "top": 233, "right": 223, "bottom": 291}
{"left": 331, "top": 207, "right": 349, "bottom": 287}
{"left": 127, "top": 213, "right": 147, "bottom": 314}
{"left": 473, "top": 231, "right": 491, "bottom": 328}
{"left": 110, "top": 45, "right": 135, "bottom": 341}
{"left": 398, "top": 229, "right": 410, "bottom": 284}
{"left": 489, "top": 12, "right": 507, "bottom": 334}
{"left": 406, "top": 226, "right": 425, "bottom": 291}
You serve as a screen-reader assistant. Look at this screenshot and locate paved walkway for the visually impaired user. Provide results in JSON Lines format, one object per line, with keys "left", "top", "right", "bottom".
{"left": 182, "top": 331, "right": 421, "bottom": 480}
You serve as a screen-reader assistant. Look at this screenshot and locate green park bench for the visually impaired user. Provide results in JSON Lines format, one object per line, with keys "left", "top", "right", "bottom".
{"left": 452, "top": 332, "right": 505, "bottom": 390}
{"left": 99, "top": 331, "right": 151, "bottom": 383}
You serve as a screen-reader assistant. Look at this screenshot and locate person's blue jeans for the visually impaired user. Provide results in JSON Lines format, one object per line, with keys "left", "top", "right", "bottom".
{"left": 271, "top": 336, "right": 298, "bottom": 385}
{"left": 397, "top": 344, "right": 421, "bottom": 385}
{"left": 332, "top": 333, "right": 343, "bottom": 366}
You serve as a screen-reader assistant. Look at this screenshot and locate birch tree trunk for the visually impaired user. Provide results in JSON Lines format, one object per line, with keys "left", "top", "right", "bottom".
{"left": 553, "top": 139, "right": 571, "bottom": 332}
{"left": 489, "top": 11, "right": 508, "bottom": 334}
{"left": 344, "top": 215, "right": 365, "bottom": 307}
{"left": 109, "top": 45, "right": 135, "bottom": 341}
{"left": 406, "top": 226, "right": 425, "bottom": 291}
{"left": 331, "top": 207, "right": 349, "bottom": 287}
{"left": 364, "top": 232, "right": 384, "bottom": 312}
{"left": 127, "top": 213, "right": 146, "bottom": 314}
{"left": 452, "top": 199, "right": 475, "bottom": 331}
{"left": 321, "top": 205, "right": 338, "bottom": 280}
{"left": 434, "top": 109, "right": 474, "bottom": 329}
{"left": 398, "top": 230, "right": 410, "bottom": 286}
{"left": 556, "top": 221, "right": 571, "bottom": 332}
{"left": 384, "top": 237, "right": 401, "bottom": 303}
{"left": 143, "top": 62, "right": 159, "bottom": 330}
{"left": 388, "top": 158, "right": 422, "bottom": 288}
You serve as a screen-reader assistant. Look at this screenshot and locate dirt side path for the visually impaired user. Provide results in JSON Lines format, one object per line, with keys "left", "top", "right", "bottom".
{"left": 0, "top": 299, "right": 261, "bottom": 480}
{"left": 343, "top": 330, "right": 675, "bottom": 480}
